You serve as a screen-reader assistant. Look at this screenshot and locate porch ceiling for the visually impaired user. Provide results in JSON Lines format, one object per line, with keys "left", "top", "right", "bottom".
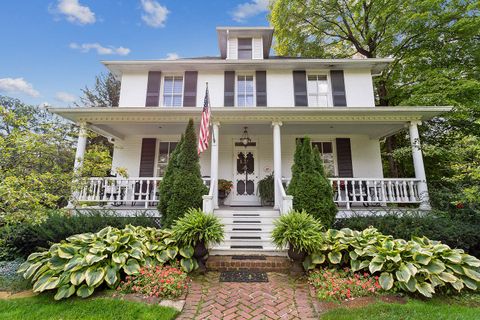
{"left": 48, "top": 106, "right": 451, "bottom": 141}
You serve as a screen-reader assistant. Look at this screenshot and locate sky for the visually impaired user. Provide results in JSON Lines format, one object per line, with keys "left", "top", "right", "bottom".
{"left": 0, "top": 0, "right": 270, "bottom": 107}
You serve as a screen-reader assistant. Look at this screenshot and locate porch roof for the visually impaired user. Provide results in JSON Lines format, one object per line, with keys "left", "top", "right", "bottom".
{"left": 48, "top": 106, "right": 451, "bottom": 141}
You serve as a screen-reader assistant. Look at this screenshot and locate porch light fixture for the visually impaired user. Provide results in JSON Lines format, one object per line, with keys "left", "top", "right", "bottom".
{"left": 239, "top": 126, "right": 251, "bottom": 147}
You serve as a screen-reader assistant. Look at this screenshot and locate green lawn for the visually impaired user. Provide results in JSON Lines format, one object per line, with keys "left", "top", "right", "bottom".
{"left": 322, "top": 296, "right": 480, "bottom": 320}
{"left": 0, "top": 294, "right": 178, "bottom": 320}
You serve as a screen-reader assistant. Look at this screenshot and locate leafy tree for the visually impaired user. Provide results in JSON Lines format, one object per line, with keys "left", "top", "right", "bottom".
{"left": 160, "top": 120, "right": 208, "bottom": 227}
{"left": 288, "top": 137, "right": 337, "bottom": 226}
{"left": 80, "top": 144, "right": 113, "bottom": 178}
{"left": 76, "top": 72, "right": 120, "bottom": 108}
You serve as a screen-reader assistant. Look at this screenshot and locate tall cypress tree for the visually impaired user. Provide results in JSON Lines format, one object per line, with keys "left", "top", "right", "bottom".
{"left": 160, "top": 119, "right": 208, "bottom": 227}
{"left": 288, "top": 137, "right": 337, "bottom": 227}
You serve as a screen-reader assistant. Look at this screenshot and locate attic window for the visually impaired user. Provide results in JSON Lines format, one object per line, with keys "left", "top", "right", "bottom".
{"left": 238, "top": 38, "right": 252, "bottom": 59}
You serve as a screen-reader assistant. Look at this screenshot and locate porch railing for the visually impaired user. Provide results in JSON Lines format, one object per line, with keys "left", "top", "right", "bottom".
{"left": 74, "top": 177, "right": 211, "bottom": 209}
{"left": 276, "top": 177, "right": 293, "bottom": 215}
{"left": 282, "top": 177, "right": 423, "bottom": 209}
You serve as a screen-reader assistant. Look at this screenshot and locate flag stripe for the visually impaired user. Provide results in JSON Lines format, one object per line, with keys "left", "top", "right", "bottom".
{"left": 198, "top": 86, "right": 211, "bottom": 154}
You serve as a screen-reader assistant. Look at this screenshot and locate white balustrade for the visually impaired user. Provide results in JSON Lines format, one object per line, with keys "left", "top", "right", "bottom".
{"left": 75, "top": 177, "right": 211, "bottom": 208}
{"left": 282, "top": 177, "right": 423, "bottom": 209}
{"left": 276, "top": 178, "right": 293, "bottom": 215}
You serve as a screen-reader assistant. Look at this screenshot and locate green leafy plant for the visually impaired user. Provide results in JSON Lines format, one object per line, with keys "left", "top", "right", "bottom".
{"left": 309, "top": 267, "right": 383, "bottom": 301}
{"left": 117, "top": 265, "right": 189, "bottom": 299}
{"left": 258, "top": 173, "right": 274, "bottom": 205}
{"left": 17, "top": 225, "right": 197, "bottom": 300}
{"left": 303, "top": 227, "right": 480, "bottom": 298}
{"left": 171, "top": 208, "right": 224, "bottom": 247}
{"left": 287, "top": 138, "right": 337, "bottom": 227}
{"left": 271, "top": 210, "right": 323, "bottom": 252}
{"left": 218, "top": 179, "right": 233, "bottom": 195}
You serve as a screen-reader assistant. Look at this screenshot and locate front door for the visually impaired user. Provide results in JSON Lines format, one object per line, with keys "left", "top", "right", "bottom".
{"left": 231, "top": 147, "right": 261, "bottom": 205}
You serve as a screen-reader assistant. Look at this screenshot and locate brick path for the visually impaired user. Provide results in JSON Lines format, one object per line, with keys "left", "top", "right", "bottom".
{"left": 177, "top": 272, "right": 319, "bottom": 320}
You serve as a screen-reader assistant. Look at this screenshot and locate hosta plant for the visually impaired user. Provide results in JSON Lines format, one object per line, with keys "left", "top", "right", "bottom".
{"left": 17, "top": 225, "right": 197, "bottom": 300}
{"left": 117, "top": 265, "right": 189, "bottom": 299}
{"left": 303, "top": 227, "right": 480, "bottom": 297}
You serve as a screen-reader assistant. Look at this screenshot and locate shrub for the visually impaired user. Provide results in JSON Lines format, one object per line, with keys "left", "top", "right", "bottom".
{"left": 334, "top": 209, "right": 480, "bottom": 257}
{"left": 303, "top": 227, "right": 480, "bottom": 298}
{"left": 0, "top": 209, "right": 157, "bottom": 259}
{"left": 271, "top": 210, "right": 323, "bottom": 252}
{"left": 18, "top": 225, "right": 197, "bottom": 300}
{"left": 171, "top": 208, "right": 224, "bottom": 247}
{"left": 117, "top": 265, "right": 189, "bottom": 299}
{"left": 258, "top": 173, "right": 274, "bottom": 205}
{"left": 160, "top": 120, "right": 208, "bottom": 228}
{"left": 309, "top": 267, "right": 383, "bottom": 301}
{"left": 287, "top": 138, "right": 337, "bottom": 227}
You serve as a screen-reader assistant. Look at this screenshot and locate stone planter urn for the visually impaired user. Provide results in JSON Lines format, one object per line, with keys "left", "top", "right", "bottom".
{"left": 288, "top": 244, "right": 306, "bottom": 275}
{"left": 193, "top": 241, "right": 208, "bottom": 274}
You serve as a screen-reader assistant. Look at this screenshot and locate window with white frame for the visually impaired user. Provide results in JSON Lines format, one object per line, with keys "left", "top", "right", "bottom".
{"left": 237, "top": 75, "right": 254, "bottom": 107}
{"left": 307, "top": 75, "right": 329, "bottom": 107}
{"left": 312, "top": 141, "right": 335, "bottom": 176}
{"left": 238, "top": 38, "right": 252, "bottom": 59}
{"left": 163, "top": 76, "right": 183, "bottom": 107}
{"left": 156, "top": 141, "right": 178, "bottom": 176}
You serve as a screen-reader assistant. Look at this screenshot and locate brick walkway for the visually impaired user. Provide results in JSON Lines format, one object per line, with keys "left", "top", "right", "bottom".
{"left": 177, "top": 272, "right": 319, "bottom": 320}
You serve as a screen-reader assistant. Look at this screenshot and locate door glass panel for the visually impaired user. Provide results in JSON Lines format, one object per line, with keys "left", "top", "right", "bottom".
{"left": 246, "top": 180, "right": 254, "bottom": 195}
{"left": 237, "top": 152, "right": 246, "bottom": 174}
{"left": 246, "top": 152, "right": 254, "bottom": 174}
{"left": 237, "top": 180, "right": 246, "bottom": 195}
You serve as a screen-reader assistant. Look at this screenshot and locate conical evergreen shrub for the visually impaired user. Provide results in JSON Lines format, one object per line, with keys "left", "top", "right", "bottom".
{"left": 287, "top": 137, "right": 337, "bottom": 227}
{"left": 159, "top": 119, "right": 208, "bottom": 227}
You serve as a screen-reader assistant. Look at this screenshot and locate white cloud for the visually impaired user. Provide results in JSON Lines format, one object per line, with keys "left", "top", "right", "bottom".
{"left": 140, "top": 0, "right": 169, "bottom": 28}
{"left": 165, "top": 53, "right": 179, "bottom": 60}
{"left": 55, "top": 91, "right": 77, "bottom": 104}
{"left": 69, "top": 42, "right": 131, "bottom": 55}
{"left": 232, "top": 0, "right": 269, "bottom": 22}
{"left": 0, "top": 78, "right": 40, "bottom": 97}
{"left": 53, "top": 0, "right": 96, "bottom": 25}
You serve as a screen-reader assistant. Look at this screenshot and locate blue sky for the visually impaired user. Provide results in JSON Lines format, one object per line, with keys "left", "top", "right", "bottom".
{"left": 0, "top": 0, "right": 270, "bottom": 106}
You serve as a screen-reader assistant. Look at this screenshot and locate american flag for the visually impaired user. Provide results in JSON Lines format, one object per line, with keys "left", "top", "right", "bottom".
{"left": 197, "top": 85, "right": 211, "bottom": 154}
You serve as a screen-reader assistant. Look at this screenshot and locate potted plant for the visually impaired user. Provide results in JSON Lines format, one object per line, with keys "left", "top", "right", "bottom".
{"left": 171, "top": 208, "right": 225, "bottom": 273}
{"left": 217, "top": 179, "right": 233, "bottom": 205}
{"left": 258, "top": 173, "right": 274, "bottom": 206}
{"left": 271, "top": 210, "right": 323, "bottom": 274}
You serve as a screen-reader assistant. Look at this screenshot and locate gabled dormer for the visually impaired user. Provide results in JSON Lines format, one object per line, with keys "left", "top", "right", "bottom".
{"left": 217, "top": 26, "right": 274, "bottom": 60}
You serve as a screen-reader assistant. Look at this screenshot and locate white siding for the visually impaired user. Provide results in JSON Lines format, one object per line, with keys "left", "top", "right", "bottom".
{"left": 227, "top": 38, "right": 238, "bottom": 60}
{"left": 267, "top": 70, "right": 295, "bottom": 107}
{"left": 111, "top": 134, "right": 383, "bottom": 181}
{"left": 197, "top": 71, "right": 224, "bottom": 107}
{"left": 252, "top": 37, "right": 263, "bottom": 60}
{"left": 119, "top": 72, "right": 148, "bottom": 107}
{"left": 344, "top": 69, "right": 375, "bottom": 107}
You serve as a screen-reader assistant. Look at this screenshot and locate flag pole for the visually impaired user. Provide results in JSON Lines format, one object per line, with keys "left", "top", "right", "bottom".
{"left": 206, "top": 81, "right": 216, "bottom": 144}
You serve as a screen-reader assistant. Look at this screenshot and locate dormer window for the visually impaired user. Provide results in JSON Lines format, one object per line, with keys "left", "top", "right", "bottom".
{"left": 163, "top": 76, "right": 183, "bottom": 107}
{"left": 238, "top": 38, "right": 252, "bottom": 60}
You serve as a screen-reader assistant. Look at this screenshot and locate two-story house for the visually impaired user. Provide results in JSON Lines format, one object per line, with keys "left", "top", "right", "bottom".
{"left": 50, "top": 27, "right": 450, "bottom": 253}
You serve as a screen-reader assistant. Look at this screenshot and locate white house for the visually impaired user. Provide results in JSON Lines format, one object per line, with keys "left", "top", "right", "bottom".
{"left": 50, "top": 27, "right": 450, "bottom": 253}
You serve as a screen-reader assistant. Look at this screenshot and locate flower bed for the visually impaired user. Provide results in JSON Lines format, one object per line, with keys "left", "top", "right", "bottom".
{"left": 309, "top": 267, "right": 383, "bottom": 301}
{"left": 117, "top": 265, "right": 189, "bottom": 300}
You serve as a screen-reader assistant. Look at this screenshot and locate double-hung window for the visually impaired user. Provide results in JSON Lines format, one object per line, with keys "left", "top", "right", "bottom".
{"left": 312, "top": 141, "right": 335, "bottom": 176}
{"left": 156, "top": 141, "right": 178, "bottom": 177}
{"left": 307, "top": 75, "right": 329, "bottom": 107}
{"left": 163, "top": 76, "right": 183, "bottom": 107}
{"left": 238, "top": 38, "right": 252, "bottom": 59}
{"left": 237, "top": 75, "right": 254, "bottom": 107}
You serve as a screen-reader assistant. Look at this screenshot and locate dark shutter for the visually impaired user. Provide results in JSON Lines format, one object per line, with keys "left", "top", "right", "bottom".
{"left": 139, "top": 138, "right": 156, "bottom": 177}
{"left": 293, "top": 70, "right": 307, "bottom": 106}
{"left": 224, "top": 71, "right": 235, "bottom": 107}
{"left": 330, "top": 70, "right": 347, "bottom": 106}
{"left": 255, "top": 71, "right": 267, "bottom": 106}
{"left": 145, "top": 71, "right": 162, "bottom": 107}
{"left": 183, "top": 71, "right": 198, "bottom": 107}
{"left": 336, "top": 138, "right": 353, "bottom": 177}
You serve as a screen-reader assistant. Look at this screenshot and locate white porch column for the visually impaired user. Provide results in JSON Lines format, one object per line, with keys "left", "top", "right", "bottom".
{"left": 272, "top": 121, "right": 283, "bottom": 209}
{"left": 74, "top": 123, "right": 88, "bottom": 174}
{"left": 409, "top": 121, "right": 431, "bottom": 210}
{"left": 211, "top": 122, "right": 220, "bottom": 209}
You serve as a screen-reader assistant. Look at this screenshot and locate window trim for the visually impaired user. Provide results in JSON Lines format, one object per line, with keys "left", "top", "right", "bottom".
{"left": 154, "top": 140, "right": 178, "bottom": 177}
{"left": 295, "top": 138, "right": 338, "bottom": 176}
{"left": 161, "top": 74, "right": 184, "bottom": 107}
{"left": 306, "top": 72, "right": 333, "bottom": 108}
{"left": 235, "top": 73, "right": 256, "bottom": 107}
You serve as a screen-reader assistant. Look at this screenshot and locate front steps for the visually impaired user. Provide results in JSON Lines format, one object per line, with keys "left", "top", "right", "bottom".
{"left": 210, "top": 208, "right": 286, "bottom": 256}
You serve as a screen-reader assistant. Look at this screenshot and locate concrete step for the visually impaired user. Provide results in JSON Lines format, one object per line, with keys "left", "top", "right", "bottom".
{"left": 206, "top": 255, "right": 291, "bottom": 272}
